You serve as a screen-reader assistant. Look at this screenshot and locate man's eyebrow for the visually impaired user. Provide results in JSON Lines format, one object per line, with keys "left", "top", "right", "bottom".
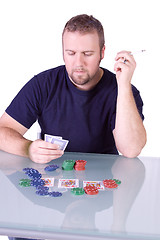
{"left": 65, "top": 49, "right": 75, "bottom": 52}
{"left": 83, "top": 50, "right": 95, "bottom": 52}
{"left": 65, "top": 50, "right": 95, "bottom": 53}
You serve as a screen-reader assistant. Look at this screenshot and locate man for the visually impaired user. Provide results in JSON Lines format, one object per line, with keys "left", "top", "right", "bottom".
{"left": 0, "top": 14, "right": 146, "bottom": 164}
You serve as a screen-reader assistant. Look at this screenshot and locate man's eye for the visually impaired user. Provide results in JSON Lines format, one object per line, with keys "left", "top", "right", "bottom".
{"left": 68, "top": 51, "right": 75, "bottom": 56}
{"left": 84, "top": 52, "right": 93, "bottom": 56}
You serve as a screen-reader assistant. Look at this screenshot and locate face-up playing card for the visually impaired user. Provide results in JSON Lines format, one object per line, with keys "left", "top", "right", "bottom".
{"left": 42, "top": 178, "right": 55, "bottom": 187}
{"left": 83, "top": 181, "right": 105, "bottom": 190}
{"left": 58, "top": 179, "right": 79, "bottom": 188}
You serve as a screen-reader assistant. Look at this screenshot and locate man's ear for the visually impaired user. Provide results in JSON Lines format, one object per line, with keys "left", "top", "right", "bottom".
{"left": 101, "top": 45, "right": 105, "bottom": 60}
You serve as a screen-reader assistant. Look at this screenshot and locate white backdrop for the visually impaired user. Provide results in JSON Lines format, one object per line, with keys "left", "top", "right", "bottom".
{"left": 0, "top": 0, "right": 160, "bottom": 157}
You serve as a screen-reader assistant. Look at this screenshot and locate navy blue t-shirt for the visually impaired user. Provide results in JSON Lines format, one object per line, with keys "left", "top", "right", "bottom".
{"left": 6, "top": 65, "right": 144, "bottom": 154}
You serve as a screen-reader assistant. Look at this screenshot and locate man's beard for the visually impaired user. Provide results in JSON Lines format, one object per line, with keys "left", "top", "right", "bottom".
{"left": 69, "top": 68, "right": 91, "bottom": 86}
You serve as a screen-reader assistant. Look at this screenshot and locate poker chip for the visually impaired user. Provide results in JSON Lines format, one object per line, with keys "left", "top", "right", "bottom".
{"left": 71, "top": 187, "right": 85, "bottom": 195}
{"left": 48, "top": 191, "right": 62, "bottom": 197}
{"left": 103, "top": 179, "right": 118, "bottom": 189}
{"left": 113, "top": 179, "right": 121, "bottom": 185}
{"left": 62, "top": 160, "right": 75, "bottom": 171}
{"left": 23, "top": 168, "right": 31, "bottom": 172}
{"left": 36, "top": 189, "right": 49, "bottom": 196}
{"left": 23, "top": 168, "right": 42, "bottom": 179}
{"left": 84, "top": 185, "right": 99, "bottom": 195}
{"left": 30, "top": 178, "right": 45, "bottom": 187}
{"left": 44, "top": 164, "right": 59, "bottom": 171}
{"left": 19, "top": 179, "right": 31, "bottom": 187}
{"left": 36, "top": 185, "right": 49, "bottom": 191}
{"left": 74, "top": 160, "right": 87, "bottom": 171}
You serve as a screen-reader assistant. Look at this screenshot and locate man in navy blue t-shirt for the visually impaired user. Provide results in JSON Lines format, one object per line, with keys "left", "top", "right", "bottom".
{"left": 0, "top": 14, "right": 146, "bottom": 163}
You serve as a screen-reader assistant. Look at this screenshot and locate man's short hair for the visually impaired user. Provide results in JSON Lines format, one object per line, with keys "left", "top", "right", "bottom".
{"left": 63, "top": 14, "right": 105, "bottom": 50}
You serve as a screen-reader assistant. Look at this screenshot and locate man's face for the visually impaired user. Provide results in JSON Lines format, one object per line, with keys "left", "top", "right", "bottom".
{"left": 63, "top": 31, "right": 105, "bottom": 90}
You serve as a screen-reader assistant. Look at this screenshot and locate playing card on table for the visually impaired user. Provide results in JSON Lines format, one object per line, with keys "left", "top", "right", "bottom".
{"left": 42, "top": 177, "right": 55, "bottom": 187}
{"left": 83, "top": 181, "right": 105, "bottom": 190}
{"left": 58, "top": 179, "right": 79, "bottom": 188}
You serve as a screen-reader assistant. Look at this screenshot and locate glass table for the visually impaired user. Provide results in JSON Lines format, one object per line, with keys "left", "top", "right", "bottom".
{"left": 0, "top": 150, "right": 160, "bottom": 240}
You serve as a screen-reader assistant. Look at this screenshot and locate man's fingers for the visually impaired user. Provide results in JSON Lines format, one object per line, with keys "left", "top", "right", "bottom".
{"left": 28, "top": 139, "right": 64, "bottom": 163}
{"left": 115, "top": 51, "right": 136, "bottom": 66}
{"left": 37, "top": 147, "right": 64, "bottom": 155}
{"left": 35, "top": 139, "right": 60, "bottom": 149}
{"left": 32, "top": 153, "right": 64, "bottom": 164}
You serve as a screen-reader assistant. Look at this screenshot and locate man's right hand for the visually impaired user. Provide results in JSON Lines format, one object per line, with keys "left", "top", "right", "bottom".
{"left": 28, "top": 139, "right": 64, "bottom": 164}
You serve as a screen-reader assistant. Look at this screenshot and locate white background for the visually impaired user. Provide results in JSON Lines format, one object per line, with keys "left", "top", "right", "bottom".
{"left": 0, "top": 0, "right": 160, "bottom": 172}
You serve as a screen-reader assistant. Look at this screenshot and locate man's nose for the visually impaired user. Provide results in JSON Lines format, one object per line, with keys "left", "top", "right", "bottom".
{"left": 75, "top": 53, "right": 84, "bottom": 66}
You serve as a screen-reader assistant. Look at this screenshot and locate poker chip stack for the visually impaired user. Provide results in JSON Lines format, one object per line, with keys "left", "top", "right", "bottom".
{"left": 44, "top": 164, "right": 59, "bottom": 172}
{"left": 84, "top": 185, "right": 99, "bottom": 195}
{"left": 19, "top": 179, "right": 31, "bottom": 187}
{"left": 62, "top": 160, "right": 75, "bottom": 171}
{"left": 71, "top": 187, "right": 85, "bottom": 195}
{"left": 103, "top": 179, "right": 118, "bottom": 189}
{"left": 74, "top": 160, "right": 87, "bottom": 171}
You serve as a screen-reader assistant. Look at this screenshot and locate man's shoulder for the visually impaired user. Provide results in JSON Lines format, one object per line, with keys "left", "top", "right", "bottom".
{"left": 35, "top": 65, "right": 66, "bottom": 79}
{"left": 100, "top": 67, "right": 117, "bottom": 90}
{"left": 102, "top": 67, "right": 116, "bottom": 79}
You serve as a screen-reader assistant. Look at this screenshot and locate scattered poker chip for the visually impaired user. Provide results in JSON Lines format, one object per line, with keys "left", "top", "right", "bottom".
{"left": 19, "top": 179, "right": 31, "bottom": 187}
{"left": 113, "top": 179, "right": 121, "bottom": 185}
{"left": 103, "top": 179, "right": 118, "bottom": 189}
{"left": 44, "top": 164, "right": 59, "bottom": 172}
{"left": 23, "top": 168, "right": 31, "bottom": 173}
{"left": 23, "top": 168, "right": 42, "bottom": 179}
{"left": 84, "top": 185, "right": 99, "bottom": 195}
{"left": 30, "top": 178, "right": 45, "bottom": 187}
{"left": 36, "top": 185, "right": 49, "bottom": 191}
{"left": 74, "top": 160, "right": 87, "bottom": 171}
{"left": 62, "top": 160, "right": 75, "bottom": 171}
{"left": 36, "top": 189, "right": 49, "bottom": 196}
{"left": 48, "top": 191, "right": 62, "bottom": 197}
{"left": 71, "top": 187, "right": 85, "bottom": 195}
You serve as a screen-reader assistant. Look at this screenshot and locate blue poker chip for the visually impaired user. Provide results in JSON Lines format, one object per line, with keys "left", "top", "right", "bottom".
{"left": 30, "top": 178, "right": 45, "bottom": 187}
{"left": 23, "top": 167, "right": 31, "bottom": 172}
{"left": 44, "top": 164, "right": 59, "bottom": 172}
{"left": 24, "top": 168, "right": 42, "bottom": 179}
{"left": 48, "top": 191, "right": 62, "bottom": 197}
{"left": 36, "top": 189, "right": 49, "bottom": 196}
{"left": 36, "top": 185, "right": 49, "bottom": 191}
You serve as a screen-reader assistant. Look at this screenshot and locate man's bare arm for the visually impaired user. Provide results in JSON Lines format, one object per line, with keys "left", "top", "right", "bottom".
{"left": 113, "top": 51, "right": 147, "bottom": 158}
{"left": 0, "top": 112, "right": 64, "bottom": 163}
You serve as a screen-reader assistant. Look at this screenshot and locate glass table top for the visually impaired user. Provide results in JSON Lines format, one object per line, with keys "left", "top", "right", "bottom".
{"left": 0, "top": 150, "right": 160, "bottom": 240}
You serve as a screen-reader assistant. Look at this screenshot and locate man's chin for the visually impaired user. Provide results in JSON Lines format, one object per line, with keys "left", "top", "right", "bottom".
{"left": 70, "top": 75, "right": 90, "bottom": 86}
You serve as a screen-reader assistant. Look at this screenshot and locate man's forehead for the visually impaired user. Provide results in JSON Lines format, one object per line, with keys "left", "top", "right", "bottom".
{"left": 63, "top": 30, "right": 100, "bottom": 49}
{"left": 63, "top": 30, "right": 99, "bottom": 40}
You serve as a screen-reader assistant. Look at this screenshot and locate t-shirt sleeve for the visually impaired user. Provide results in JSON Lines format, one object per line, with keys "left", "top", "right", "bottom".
{"left": 6, "top": 76, "right": 44, "bottom": 129}
{"left": 110, "top": 85, "right": 145, "bottom": 131}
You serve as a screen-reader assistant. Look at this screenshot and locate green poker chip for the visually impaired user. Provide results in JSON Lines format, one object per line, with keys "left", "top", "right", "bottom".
{"left": 19, "top": 179, "right": 31, "bottom": 187}
{"left": 71, "top": 187, "right": 85, "bottom": 195}
{"left": 113, "top": 179, "right": 121, "bottom": 185}
{"left": 62, "top": 160, "right": 75, "bottom": 171}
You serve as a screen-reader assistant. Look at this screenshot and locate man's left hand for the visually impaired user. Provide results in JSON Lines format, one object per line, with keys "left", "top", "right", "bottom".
{"left": 114, "top": 51, "right": 136, "bottom": 85}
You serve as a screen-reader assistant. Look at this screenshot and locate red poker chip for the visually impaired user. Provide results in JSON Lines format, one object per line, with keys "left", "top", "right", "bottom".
{"left": 74, "top": 168, "right": 85, "bottom": 171}
{"left": 103, "top": 179, "right": 118, "bottom": 189}
{"left": 76, "top": 160, "right": 87, "bottom": 164}
{"left": 84, "top": 185, "right": 99, "bottom": 195}
{"left": 74, "top": 160, "right": 87, "bottom": 171}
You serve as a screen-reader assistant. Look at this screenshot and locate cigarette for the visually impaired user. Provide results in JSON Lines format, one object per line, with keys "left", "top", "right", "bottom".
{"left": 130, "top": 50, "right": 146, "bottom": 55}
